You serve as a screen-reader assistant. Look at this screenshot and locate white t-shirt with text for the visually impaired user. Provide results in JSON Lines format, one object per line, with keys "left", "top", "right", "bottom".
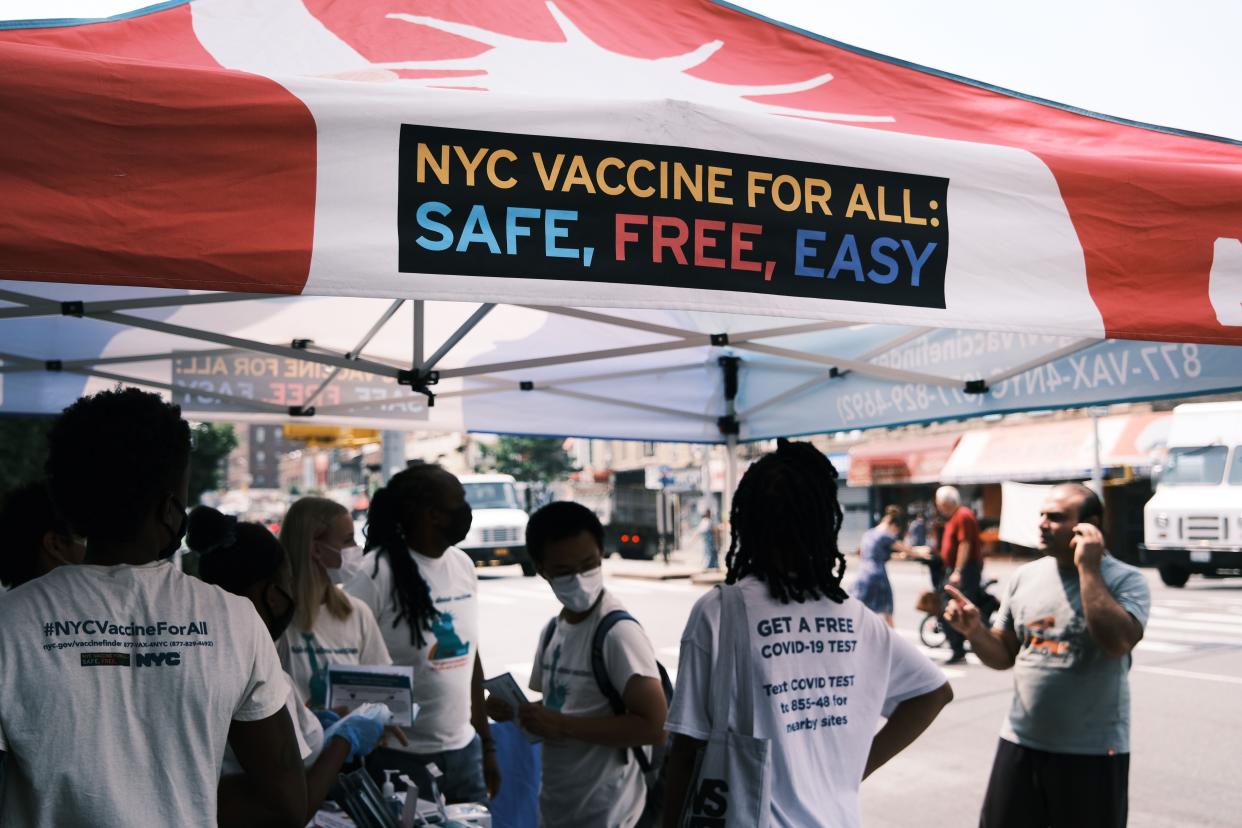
{"left": 529, "top": 590, "right": 660, "bottom": 828}
{"left": 666, "top": 576, "right": 947, "bottom": 828}
{"left": 277, "top": 593, "right": 392, "bottom": 708}
{"left": 0, "top": 560, "right": 288, "bottom": 828}
{"left": 346, "top": 547, "right": 478, "bottom": 753}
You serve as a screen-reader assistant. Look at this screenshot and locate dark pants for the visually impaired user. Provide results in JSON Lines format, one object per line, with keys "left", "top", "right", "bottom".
{"left": 367, "top": 734, "right": 488, "bottom": 805}
{"left": 980, "top": 738, "right": 1129, "bottom": 828}
{"left": 943, "top": 558, "right": 981, "bottom": 658}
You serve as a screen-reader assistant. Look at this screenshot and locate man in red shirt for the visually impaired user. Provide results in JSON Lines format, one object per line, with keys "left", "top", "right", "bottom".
{"left": 937, "top": 486, "right": 982, "bottom": 664}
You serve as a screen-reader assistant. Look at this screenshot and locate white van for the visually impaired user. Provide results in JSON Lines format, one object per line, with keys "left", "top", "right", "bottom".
{"left": 458, "top": 473, "right": 534, "bottom": 575}
{"left": 1140, "top": 402, "right": 1242, "bottom": 586}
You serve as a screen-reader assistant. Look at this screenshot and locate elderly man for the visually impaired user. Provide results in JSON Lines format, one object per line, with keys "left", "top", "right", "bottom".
{"left": 935, "top": 485, "right": 981, "bottom": 664}
{"left": 944, "top": 483, "right": 1150, "bottom": 828}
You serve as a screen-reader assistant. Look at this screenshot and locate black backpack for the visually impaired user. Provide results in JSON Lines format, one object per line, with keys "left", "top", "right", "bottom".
{"left": 538, "top": 609, "right": 675, "bottom": 825}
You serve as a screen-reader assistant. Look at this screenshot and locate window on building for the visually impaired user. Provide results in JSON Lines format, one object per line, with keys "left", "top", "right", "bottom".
{"left": 642, "top": 442, "right": 656, "bottom": 457}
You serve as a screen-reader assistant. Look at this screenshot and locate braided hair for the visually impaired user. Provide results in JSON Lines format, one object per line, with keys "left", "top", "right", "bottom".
{"left": 724, "top": 438, "right": 848, "bottom": 605}
{"left": 364, "top": 465, "right": 448, "bottom": 648}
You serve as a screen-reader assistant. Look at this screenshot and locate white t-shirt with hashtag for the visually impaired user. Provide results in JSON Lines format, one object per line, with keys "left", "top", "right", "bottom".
{"left": 0, "top": 559, "right": 287, "bottom": 828}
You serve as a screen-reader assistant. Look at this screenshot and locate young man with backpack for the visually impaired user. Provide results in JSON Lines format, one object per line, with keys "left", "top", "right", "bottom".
{"left": 487, "top": 501, "right": 668, "bottom": 828}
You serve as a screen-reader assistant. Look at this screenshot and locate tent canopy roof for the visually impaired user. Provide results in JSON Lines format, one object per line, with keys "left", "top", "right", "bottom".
{"left": 1, "top": 1, "right": 1239, "bottom": 440}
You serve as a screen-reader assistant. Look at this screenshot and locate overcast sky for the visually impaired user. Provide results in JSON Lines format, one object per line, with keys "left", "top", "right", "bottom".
{"left": 4, "top": 0, "right": 1238, "bottom": 140}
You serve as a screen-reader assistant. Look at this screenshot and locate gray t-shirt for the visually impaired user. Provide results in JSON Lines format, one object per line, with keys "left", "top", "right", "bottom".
{"left": 994, "top": 554, "right": 1151, "bottom": 755}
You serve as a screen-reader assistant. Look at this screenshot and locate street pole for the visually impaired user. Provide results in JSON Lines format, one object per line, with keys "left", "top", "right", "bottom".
{"left": 381, "top": 430, "right": 406, "bottom": 484}
{"left": 1090, "top": 408, "right": 1104, "bottom": 495}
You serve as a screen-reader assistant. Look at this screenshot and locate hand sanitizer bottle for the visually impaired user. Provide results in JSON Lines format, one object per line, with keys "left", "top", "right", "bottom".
{"left": 382, "top": 769, "right": 401, "bottom": 821}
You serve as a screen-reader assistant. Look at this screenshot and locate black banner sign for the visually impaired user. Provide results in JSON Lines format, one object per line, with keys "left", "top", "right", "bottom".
{"left": 398, "top": 124, "right": 949, "bottom": 308}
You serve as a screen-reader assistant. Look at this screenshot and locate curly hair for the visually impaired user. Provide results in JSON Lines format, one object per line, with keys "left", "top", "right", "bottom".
{"left": 724, "top": 438, "right": 848, "bottom": 605}
{"left": 364, "top": 465, "right": 452, "bottom": 648}
{"left": 45, "top": 387, "right": 191, "bottom": 542}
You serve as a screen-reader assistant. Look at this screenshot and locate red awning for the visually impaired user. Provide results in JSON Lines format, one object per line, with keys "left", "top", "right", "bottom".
{"left": 847, "top": 433, "right": 961, "bottom": 486}
{"left": 938, "top": 412, "right": 1171, "bottom": 484}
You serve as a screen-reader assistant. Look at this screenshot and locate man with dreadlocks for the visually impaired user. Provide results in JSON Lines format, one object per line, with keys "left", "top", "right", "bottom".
{"left": 662, "top": 439, "right": 953, "bottom": 828}
{"left": 346, "top": 463, "right": 500, "bottom": 804}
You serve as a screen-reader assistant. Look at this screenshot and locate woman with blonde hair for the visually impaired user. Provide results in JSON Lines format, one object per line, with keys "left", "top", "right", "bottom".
{"left": 278, "top": 496, "right": 392, "bottom": 708}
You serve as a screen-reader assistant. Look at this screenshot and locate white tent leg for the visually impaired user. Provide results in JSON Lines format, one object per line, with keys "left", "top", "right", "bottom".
{"left": 722, "top": 435, "right": 739, "bottom": 523}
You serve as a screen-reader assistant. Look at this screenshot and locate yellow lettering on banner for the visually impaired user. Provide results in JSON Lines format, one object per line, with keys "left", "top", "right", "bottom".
{"left": 772, "top": 174, "right": 801, "bottom": 212}
{"left": 806, "top": 178, "right": 832, "bottom": 216}
{"left": 561, "top": 155, "right": 597, "bottom": 193}
{"left": 417, "top": 143, "right": 450, "bottom": 185}
{"left": 673, "top": 164, "right": 702, "bottom": 202}
{"left": 846, "top": 183, "right": 876, "bottom": 221}
{"left": 659, "top": 161, "right": 669, "bottom": 200}
{"left": 453, "top": 146, "right": 488, "bottom": 187}
{"left": 876, "top": 185, "right": 902, "bottom": 223}
{"left": 596, "top": 158, "right": 625, "bottom": 195}
{"left": 487, "top": 149, "right": 517, "bottom": 189}
{"left": 628, "top": 159, "right": 656, "bottom": 198}
{"left": 902, "top": 189, "right": 927, "bottom": 225}
{"left": 747, "top": 170, "right": 772, "bottom": 208}
{"left": 532, "top": 152, "right": 565, "bottom": 191}
{"left": 707, "top": 166, "right": 734, "bottom": 205}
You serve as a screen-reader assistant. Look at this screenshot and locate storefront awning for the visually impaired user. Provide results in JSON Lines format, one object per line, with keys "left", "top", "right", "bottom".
{"left": 847, "top": 433, "right": 960, "bottom": 486}
{"left": 939, "top": 412, "right": 1170, "bottom": 484}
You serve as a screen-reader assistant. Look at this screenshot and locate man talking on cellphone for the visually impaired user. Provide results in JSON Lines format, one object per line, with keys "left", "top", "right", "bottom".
{"left": 943, "top": 483, "right": 1150, "bottom": 828}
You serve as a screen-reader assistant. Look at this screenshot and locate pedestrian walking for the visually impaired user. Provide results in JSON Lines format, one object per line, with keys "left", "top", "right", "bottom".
{"left": 936, "top": 486, "right": 982, "bottom": 664}
{"left": 852, "top": 505, "right": 915, "bottom": 627}
{"left": 943, "top": 483, "right": 1150, "bottom": 828}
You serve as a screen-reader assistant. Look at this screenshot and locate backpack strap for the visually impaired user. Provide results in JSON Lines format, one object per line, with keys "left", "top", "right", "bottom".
{"left": 536, "top": 616, "right": 558, "bottom": 680}
{"left": 591, "top": 609, "right": 653, "bottom": 772}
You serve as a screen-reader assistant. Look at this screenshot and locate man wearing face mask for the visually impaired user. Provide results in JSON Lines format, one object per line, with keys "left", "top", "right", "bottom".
{"left": 0, "top": 387, "right": 305, "bottom": 828}
{"left": 487, "top": 501, "right": 666, "bottom": 828}
{"left": 347, "top": 464, "right": 500, "bottom": 804}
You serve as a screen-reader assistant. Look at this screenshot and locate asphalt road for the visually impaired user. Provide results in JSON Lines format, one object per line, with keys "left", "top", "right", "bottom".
{"left": 475, "top": 553, "right": 1242, "bottom": 827}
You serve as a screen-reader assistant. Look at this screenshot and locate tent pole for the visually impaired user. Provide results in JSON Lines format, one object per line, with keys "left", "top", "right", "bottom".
{"left": 413, "top": 300, "right": 425, "bottom": 368}
{"left": 723, "top": 435, "right": 738, "bottom": 522}
{"left": 718, "top": 354, "right": 742, "bottom": 520}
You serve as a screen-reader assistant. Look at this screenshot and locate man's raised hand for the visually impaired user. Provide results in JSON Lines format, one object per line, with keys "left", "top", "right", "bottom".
{"left": 943, "top": 585, "right": 982, "bottom": 637}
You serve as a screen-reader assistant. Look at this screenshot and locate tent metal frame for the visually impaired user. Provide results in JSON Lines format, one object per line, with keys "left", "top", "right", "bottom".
{"left": 0, "top": 288, "right": 1107, "bottom": 443}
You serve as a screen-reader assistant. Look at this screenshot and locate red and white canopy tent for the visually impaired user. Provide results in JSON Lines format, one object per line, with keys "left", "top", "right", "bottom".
{"left": 1, "top": 0, "right": 1240, "bottom": 497}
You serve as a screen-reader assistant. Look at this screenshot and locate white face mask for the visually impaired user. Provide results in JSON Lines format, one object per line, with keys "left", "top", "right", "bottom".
{"left": 327, "top": 544, "right": 365, "bottom": 586}
{"left": 549, "top": 566, "right": 604, "bottom": 613}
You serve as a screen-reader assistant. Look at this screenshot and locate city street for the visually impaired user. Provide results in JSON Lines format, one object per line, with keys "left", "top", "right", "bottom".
{"left": 476, "top": 554, "right": 1242, "bottom": 828}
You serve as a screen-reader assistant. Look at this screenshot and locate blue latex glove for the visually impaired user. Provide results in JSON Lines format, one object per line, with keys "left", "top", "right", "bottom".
{"left": 312, "top": 709, "right": 341, "bottom": 731}
{"left": 323, "top": 711, "right": 385, "bottom": 762}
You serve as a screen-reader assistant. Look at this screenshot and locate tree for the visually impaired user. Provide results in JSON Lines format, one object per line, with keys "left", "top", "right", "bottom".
{"left": 189, "top": 423, "right": 238, "bottom": 504}
{"left": 0, "top": 416, "right": 54, "bottom": 492}
{"left": 477, "top": 436, "right": 576, "bottom": 483}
